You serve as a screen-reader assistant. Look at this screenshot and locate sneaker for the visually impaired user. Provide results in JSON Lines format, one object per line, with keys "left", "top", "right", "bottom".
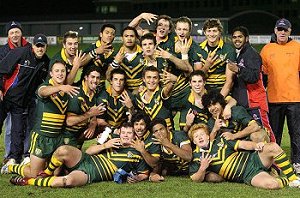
{"left": 20, "top": 157, "right": 30, "bottom": 166}
{"left": 293, "top": 163, "right": 300, "bottom": 174}
{"left": 289, "top": 177, "right": 300, "bottom": 188}
{"left": 10, "top": 176, "right": 29, "bottom": 186}
{"left": 1, "top": 158, "right": 16, "bottom": 174}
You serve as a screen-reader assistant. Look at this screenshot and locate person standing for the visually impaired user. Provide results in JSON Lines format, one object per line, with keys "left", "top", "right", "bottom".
{"left": 228, "top": 26, "right": 275, "bottom": 142}
{"left": 0, "top": 34, "right": 50, "bottom": 165}
{"left": 0, "top": 21, "right": 31, "bottom": 165}
{"left": 260, "top": 18, "right": 300, "bottom": 173}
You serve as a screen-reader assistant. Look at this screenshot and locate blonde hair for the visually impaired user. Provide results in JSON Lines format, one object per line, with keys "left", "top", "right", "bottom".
{"left": 188, "top": 123, "right": 209, "bottom": 140}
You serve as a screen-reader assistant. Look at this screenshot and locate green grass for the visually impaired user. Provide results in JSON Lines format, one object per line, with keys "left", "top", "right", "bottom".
{"left": 1, "top": 45, "right": 299, "bottom": 197}
{"left": 0, "top": 125, "right": 300, "bottom": 197}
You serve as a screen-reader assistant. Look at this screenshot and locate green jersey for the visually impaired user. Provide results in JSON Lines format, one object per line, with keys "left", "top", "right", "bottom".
{"left": 207, "top": 106, "right": 256, "bottom": 138}
{"left": 197, "top": 39, "right": 235, "bottom": 91}
{"left": 83, "top": 40, "right": 116, "bottom": 89}
{"left": 179, "top": 89, "right": 209, "bottom": 128}
{"left": 64, "top": 80, "right": 97, "bottom": 138}
{"left": 50, "top": 48, "right": 83, "bottom": 84}
{"left": 96, "top": 86, "right": 134, "bottom": 128}
{"left": 134, "top": 86, "right": 172, "bottom": 129}
{"left": 160, "top": 130, "right": 191, "bottom": 175}
{"left": 189, "top": 136, "right": 267, "bottom": 183}
{"left": 141, "top": 130, "right": 161, "bottom": 158}
{"left": 119, "top": 45, "right": 145, "bottom": 91}
{"left": 33, "top": 79, "right": 69, "bottom": 137}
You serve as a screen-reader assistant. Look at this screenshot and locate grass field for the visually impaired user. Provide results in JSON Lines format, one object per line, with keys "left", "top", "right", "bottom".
{"left": 1, "top": 45, "right": 300, "bottom": 197}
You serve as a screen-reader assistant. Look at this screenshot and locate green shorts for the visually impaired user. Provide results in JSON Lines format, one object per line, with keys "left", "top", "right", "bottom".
{"left": 67, "top": 153, "right": 115, "bottom": 183}
{"left": 62, "top": 131, "right": 84, "bottom": 149}
{"left": 243, "top": 151, "right": 268, "bottom": 185}
{"left": 29, "top": 131, "right": 64, "bottom": 159}
{"left": 168, "top": 86, "right": 190, "bottom": 111}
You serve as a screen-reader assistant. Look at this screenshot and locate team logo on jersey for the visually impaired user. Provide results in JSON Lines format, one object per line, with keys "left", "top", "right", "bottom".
{"left": 217, "top": 142, "right": 224, "bottom": 148}
{"left": 154, "top": 99, "right": 159, "bottom": 105}
{"left": 219, "top": 54, "right": 226, "bottom": 62}
{"left": 139, "top": 58, "right": 145, "bottom": 65}
{"left": 35, "top": 148, "right": 42, "bottom": 156}
{"left": 24, "top": 60, "right": 31, "bottom": 66}
{"left": 64, "top": 138, "right": 70, "bottom": 145}
{"left": 238, "top": 58, "right": 245, "bottom": 68}
{"left": 127, "top": 151, "right": 134, "bottom": 158}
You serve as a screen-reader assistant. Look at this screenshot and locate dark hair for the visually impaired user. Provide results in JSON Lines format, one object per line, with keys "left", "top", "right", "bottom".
{"left": 202, "top": 90, "right": 226, "bottom": 109}
{"left": 83, "top": 65, "right": 101, "bottom": 78}
{"left": 63, "top": 31, "right": 78, "bottom": 44}
{"left": 100, "top": 24, "right": 116, "bottom": 33}
{"left": 203, "top": 18, "right": 223, "bottom": 33}
{"left": 155, "top": 15, "right": 174, "bottom": 31}
{"left": 149, "top": 118, "right": 168, "bottom": 133}
{"left": 121, "top": 26, "right": 139, "bottom": 38}
{"left": 175, "top": 16, "right": 192, "bottom": 32}
{"left": 131, "top": 111, "right": 151, "bottom": 130}
{"left": 189, "top": 70, "right": 206, "bottom": 82}
{"left": 142, "top": 66, "right": 160, "bottom": 78}
{"left": 110, "top": 68, "right": 127, "bottom": 81}
{"left": 232, "top": 26, "right": 249, "bottom": 38}
{"left": 120, "top": 122, "right": 133, "bottom": 128}
{"left": 140, "top": 33, "right": 156, "bottom": 46}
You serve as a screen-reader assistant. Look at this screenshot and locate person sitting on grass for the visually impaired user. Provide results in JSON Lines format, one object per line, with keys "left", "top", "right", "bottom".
{"left": 9, "top": 122, "right": 149, "bottom": 187}
{"left": 188, "top": 123, "right": 300, "bottom": 189}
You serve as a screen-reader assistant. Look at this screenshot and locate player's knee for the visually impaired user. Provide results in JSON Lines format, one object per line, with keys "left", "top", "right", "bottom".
{"left": 55, "top": 145, "right": 73, "bottom": 158}
{"left": 264, "top": 142, "right": 282, "bottom": 154}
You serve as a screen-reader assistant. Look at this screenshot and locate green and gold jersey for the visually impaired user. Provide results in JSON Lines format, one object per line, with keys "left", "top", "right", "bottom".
{"left": 50, "top": 48, "right": 83, "bottom": 84}
{"left": 84, "top": 40, "right": 116, "bottom": 89}
{"left": 119, "top": 45, "right": 145, "bottom": 91}
{"left": 33, "top": 79, "right": 69, "bottom": 137}
{"left": 197, "top": 39, "right": 236, "bottom": 91}
{"left": 189, "top": 137, "right": 252, "bottom": 183}
{"left": 207, "top": 106, "right": 256, "bottom": 138}
{"left": 160, "top": 130, "right": 191, "bottom": 174}
{"left": 96, "top": 86, "right": 133, "bottom": 128}
{"left": 103, "top": 146, "right": 150, "bottom": 174}
{"left": 179, "top": 89, "right": 209, "bottom": 128}
{"left": 134, "top": 86, "right": 172, "bottom": 129}
{"left": 142, "top": 130, "right": 161, "bottom": 158}
{"left": 64, "top": 80, "right": 97, "bottom": 137}
{"left": 157, "top": 32, "right": 176, "bottom": 51}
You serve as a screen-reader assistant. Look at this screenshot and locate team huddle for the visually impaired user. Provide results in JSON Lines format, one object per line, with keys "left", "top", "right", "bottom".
{"left": 1, "top": 12, "right": 300, "bottom": 190}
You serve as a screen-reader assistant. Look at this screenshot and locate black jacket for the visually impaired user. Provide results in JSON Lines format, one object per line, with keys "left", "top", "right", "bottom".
{"left": 0, "top": 45, "right": 49, "bottom": 107}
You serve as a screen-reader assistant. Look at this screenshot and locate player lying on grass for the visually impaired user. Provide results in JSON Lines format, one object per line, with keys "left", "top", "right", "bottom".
{"left": 188, "top": 123, "right": 300, "bottom": 189}
{"left": 9, "top": 122, "right": 149, "bottom": 187}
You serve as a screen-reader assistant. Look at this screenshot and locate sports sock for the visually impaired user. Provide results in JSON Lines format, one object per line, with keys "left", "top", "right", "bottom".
{"left": 28, "top": 176, "right": 56, "bottom": 187}
{"left": 276, "top": 177, "right": 289, "bottom": 188}
{"left": 274, "top": 152, "right": 298, "bottom": 181}
{"left": 9, "top": 164, "right": 26, "bottom": 177}
{"left": 44, "top": 156, "right": 63, "bottom": 175}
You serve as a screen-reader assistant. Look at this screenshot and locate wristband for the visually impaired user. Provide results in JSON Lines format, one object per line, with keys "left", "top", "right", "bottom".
{"left": 111, "top": 60, "right": 120, "bottom": 69}
{"left": 181, "top": 54, "right": 188, "bottom": 60}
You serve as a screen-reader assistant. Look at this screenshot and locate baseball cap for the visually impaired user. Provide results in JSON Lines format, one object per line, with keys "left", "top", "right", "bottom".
{"left": 5, "top": 21, "right": 23, "bottom": 34}
{"left": 275, "top": 18, "right": 291, "bottom": 30}
{"left": 33, "top": 34, "right": 47, "bottom": 46}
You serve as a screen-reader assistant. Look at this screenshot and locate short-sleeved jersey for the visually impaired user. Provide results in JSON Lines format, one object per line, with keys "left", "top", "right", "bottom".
{"left": 64, "top": 80, "right": 97, "bottom": 137}
{"left": 50, "top": 48, "right": 82, "bottom": 84}
{"left": 96, "top": 86, "right": 133, "bottom": 128}
{"left": 119, "top": 45, "right": 145, "bottom": 91}
{"left": 160, "top": 130, "right": 191, "bottom": 174}
{"left": 197, "top": 39, "right": 236, "bottom": 91}
{"left": 189, "top": 137, "right": 253, "bottom": 183}
{"left": 141, "top": 130, "right": 161, "bottom": 158}
{"left": 33, "top": 79, "right": 69, "bottom": 137}
{"left": 179, "top": 89, "right": 209, "bottom": 128}
{"left": 83, "top": 40, "right": 116, "bottom": 89}
{"left": 134, "top": 86, "right": 172, "bottom": 129}
{"left": 207, "top": 106, "right": 257, "bottom": 138}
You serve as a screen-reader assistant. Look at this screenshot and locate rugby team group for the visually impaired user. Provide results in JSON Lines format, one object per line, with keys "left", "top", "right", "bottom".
{"left": 0, "top": 12, "right": 300, "bottom": 189}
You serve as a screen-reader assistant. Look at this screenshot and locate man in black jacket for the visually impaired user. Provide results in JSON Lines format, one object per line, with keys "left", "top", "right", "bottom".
{"left": 227, "top": 26, "right": 275, "bottom": 143}
{"left": 0, "top": 21, "right": 31, "bottom": 165}
{"left": 0, "top": 34, "right": 49, "bottom": 165}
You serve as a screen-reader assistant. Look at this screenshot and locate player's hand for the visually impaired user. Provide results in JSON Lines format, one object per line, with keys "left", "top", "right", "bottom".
{"left": 120, "top": 90, "right": 133, "bottom": 109}
{"left": 60, "top": 85, "right": 80, "bottom": 98}
{"left": 160, "top": 69, "right": 177, "bottom": 85}
{"left": 130, "top": 139, "right": 145, "bottom": 153}
{"left": 149, "top": 173, "right": 165, "bottom": 182}
{"left": 255, "top": 142, "right": 265, "bottom": 151}
{"left": 212, "top": 115, "right": 223, "bottom": 133}
{"left": 152, "top": 132, "right": 170, "bottom": 147}
{"left": 205, "top": 51, "right": 218, "bottom": 68}
{"left": 227, "top": 60, "right": 239, "bottom": 73}
{"left": 140, "top": 13, "right": 158, "bottom": 25}
{"left": 104, "top": 138, "right": 121, "bottom": 149}
{"left": 127, "top": 174, "right": 140, "bottom": 184}
{"left": 199, "top": 152, "right": 212, "bottom": 171}
{"left": 73, "top": 50, "right": 86, "bottom": 68}
{"left": 95, "top": 42, "right": 112, "bottom": 55}
{"left": 186, "top": 109, "right": 196, "bottom": 127}
{"left": 180, "top": 38, "right": 190, "bottom": 55}
{"left": 88, "top": 103, "right": 106, "bottom": 117}
{"left": 156, "top": 47, "right": 172, "bottom": 59}
{"left": 221, "top": 132, "right": 236, "bottom": 140}
{"left": 222, "top": 105, "right": 232, "bottom": 120}
{"left": 114, "top": 46, "right": 125, "bottom": 64}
